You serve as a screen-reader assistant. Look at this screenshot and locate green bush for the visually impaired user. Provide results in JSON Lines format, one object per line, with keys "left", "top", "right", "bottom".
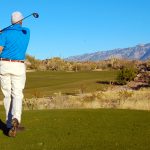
{"left": 117, "top": 67, "right": 137, "bottom": 85}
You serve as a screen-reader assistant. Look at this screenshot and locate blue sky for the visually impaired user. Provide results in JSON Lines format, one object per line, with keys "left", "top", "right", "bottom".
{"left": 0, "top": 0, "right": 150, "bottom": 59}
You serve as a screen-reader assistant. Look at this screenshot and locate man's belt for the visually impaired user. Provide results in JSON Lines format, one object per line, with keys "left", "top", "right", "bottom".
{"left": 0, "top": 58, "right": 24, "bottom": 63}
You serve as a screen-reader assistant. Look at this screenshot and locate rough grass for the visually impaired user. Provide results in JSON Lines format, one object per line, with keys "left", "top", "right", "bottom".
{"left": 0, "top": 71, "right": 117, "bottom": 99}
{"left": 22, "top": 88, "right": 150, "bottom": 110}
{"left": 0, "top": 108, "right": 150, "bottom": 150}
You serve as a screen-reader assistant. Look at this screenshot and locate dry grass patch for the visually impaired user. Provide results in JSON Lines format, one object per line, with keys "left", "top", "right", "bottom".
{"left": 23, "top": 88, "right": 150, "bottom": 111}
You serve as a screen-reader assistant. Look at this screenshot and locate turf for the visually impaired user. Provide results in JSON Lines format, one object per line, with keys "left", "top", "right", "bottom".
{"left": 0, "top": 71, "right": 117, "bottom": 98}
{"left": 0, "top": 109, "right": 150, "bottom": 150}
{"left": 0, "top": 71, "right": 117, "bottom": 99}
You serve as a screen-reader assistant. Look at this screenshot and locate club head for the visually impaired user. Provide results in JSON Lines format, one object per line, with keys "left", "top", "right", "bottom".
{"left": 32, "top": 13, "right": 39, "bottom": 18}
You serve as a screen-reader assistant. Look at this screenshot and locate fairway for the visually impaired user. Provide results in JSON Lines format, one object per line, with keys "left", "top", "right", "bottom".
{"left": 0, "top": 109, "right": 150, "bottom": 150}
{"left": 0, "top": 71, "right": 117, "bottom": 99}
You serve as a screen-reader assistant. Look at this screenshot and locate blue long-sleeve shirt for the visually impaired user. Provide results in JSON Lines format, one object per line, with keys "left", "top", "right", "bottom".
{"left": 0, "top": 24, "right": 30, "bottom": 60}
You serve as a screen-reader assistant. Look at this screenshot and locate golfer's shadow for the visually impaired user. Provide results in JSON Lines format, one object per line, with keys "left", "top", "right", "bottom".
{"left": 0, "top": 119, "right": 8, "bottom": 136}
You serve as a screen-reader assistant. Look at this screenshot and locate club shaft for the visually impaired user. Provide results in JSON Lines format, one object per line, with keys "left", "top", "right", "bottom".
{"left": 1, "top": 13, "right": 33, "bottom": 32}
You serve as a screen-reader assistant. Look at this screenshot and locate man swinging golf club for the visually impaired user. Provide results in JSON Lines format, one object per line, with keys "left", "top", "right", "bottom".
{"left": 0, "top": 11, "right": 30, "bottom": 137}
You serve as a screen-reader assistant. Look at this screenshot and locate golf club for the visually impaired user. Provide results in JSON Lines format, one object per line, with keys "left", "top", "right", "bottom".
{"left": 0, "top": 12, "right": 39, "bottom": 32}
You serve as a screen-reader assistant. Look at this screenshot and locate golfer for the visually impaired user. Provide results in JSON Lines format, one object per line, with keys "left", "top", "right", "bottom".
{"left": 0, "top": 11, "right": 30, "bottom": 137}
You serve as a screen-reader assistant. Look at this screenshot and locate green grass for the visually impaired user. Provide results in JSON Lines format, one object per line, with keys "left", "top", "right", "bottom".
{"left": 0, "top": 71, "right": 117, "bottom": 98}
{"left": 0, "top": 108, "right": 150, "bottom": 150}
{"left": 25, "top": 71, "right": 117, "bottom": 98}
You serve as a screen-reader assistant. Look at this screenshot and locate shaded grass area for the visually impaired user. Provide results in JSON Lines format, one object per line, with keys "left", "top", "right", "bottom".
{"left": 3, "top": 71, "right": 117, "bottom": 98}
{"left": 0, "top": 108, "right": 150, "bottom": 150}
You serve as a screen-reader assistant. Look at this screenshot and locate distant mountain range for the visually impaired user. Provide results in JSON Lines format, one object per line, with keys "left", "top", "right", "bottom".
{"left": 65, "top": 43, "right": 150, "bottom": 61}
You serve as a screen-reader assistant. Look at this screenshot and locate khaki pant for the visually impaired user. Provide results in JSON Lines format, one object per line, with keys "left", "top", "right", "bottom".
{"left": 0, "top": 61, "right": 26, "bottom": 128}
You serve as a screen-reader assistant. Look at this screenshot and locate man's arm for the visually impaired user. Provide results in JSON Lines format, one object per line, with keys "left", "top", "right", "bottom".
{"left": 0, "top": 46, "right": 3, "bottom": 52}
{"left": 0, "top": 32, "right": 5, "bottom": 52}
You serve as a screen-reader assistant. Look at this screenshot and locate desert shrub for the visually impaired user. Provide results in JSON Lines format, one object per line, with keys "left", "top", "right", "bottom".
{"left": 23, "top": 98, "right": 38, "bottom": 110}
{"left": 45, "top": 57, "right": 67, "bottom": 71}
{"left": 118, "top": 90, "right": 133, "bottom": 100}
{"left": 26, "top": 54, "right": 41, "bottom": 70}
{"left": 72, "top": 63, "right": 84, "bottom": 72}
{"left": 117, "top": 67, "right": 137, "bottom": 85}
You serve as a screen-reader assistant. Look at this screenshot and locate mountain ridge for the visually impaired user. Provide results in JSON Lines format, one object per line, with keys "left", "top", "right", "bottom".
{"left": 65, "top": 43, "right": 150, "bottom": 61}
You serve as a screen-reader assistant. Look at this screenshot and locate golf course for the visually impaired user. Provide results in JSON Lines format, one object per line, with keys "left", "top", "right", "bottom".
{"left": 0, "top": 108, "right": 150, "bottom": 150}
{"left": 0, "top": 71, "right": 149, "bottom": 149}
{"left": 1, "top": 0, "right": 150, "bottom": 149}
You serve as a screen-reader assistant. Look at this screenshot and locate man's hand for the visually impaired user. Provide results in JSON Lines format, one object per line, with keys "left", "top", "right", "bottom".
{"left": 0, "top": 46, "right": 3, "bottom": 52}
